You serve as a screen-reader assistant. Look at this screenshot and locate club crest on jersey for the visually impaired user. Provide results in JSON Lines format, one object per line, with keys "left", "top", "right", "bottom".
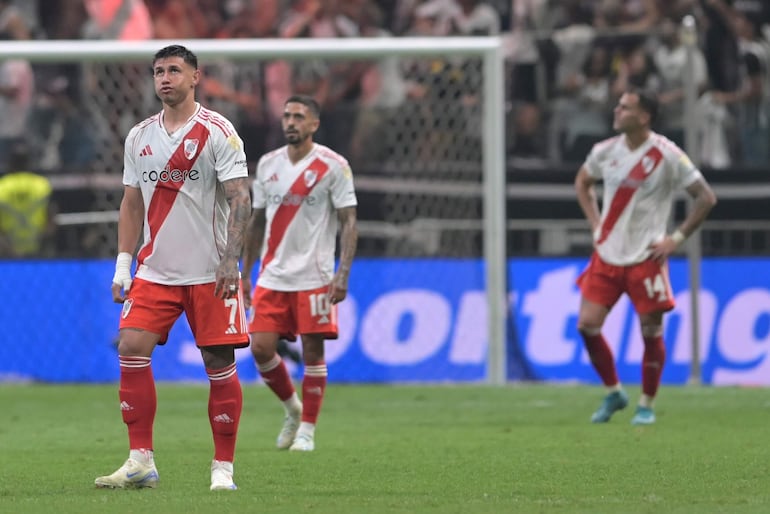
{"left": 184, "top": 139, "right": 199, "bottom": 160}
{"left": 642, "top": 156, "right": 656, "bottom": 174}
{"left": 304, "top": 168, "right": 317, "bottom": 187}
{"left": 121, "top": 298, "right": 133, "bottom": 319}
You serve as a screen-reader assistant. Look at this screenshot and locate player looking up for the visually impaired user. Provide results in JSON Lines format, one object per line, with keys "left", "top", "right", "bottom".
{"left": 574, "top": 88, "right": 716, "bottom": 425}
{"left": 241, "top": 94, "right": 358, "bottom": 452}
{"left": 95, "top": 44, "right": 251, "bottom": 491}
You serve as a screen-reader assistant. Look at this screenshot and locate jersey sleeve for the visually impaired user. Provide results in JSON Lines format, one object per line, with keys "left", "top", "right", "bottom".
{"left": 672, "top": 150, "right": 703, "bottom": 189}
{"left": 330, "top": 161, "right": 357, "bottom": 209}
{"left": 251, "top": 157, "right": 267, "bottom": 209}
{"left": 211, "top": 118, "right": 249, "bottom": 183}
{"left": 122, "top": 126, "right": 141, "bottom": 187}
{"left": 583, "top": 143, "right": 605, "bottom": 179}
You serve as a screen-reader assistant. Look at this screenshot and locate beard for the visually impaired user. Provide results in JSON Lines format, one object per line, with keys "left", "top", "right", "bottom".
{"left": 285, "top": 131, "right": 302, "bottom": 144}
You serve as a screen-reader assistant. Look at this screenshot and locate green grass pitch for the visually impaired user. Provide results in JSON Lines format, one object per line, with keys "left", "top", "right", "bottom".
{"left": 0, "top": 383, "right": 768, "bottom": 513}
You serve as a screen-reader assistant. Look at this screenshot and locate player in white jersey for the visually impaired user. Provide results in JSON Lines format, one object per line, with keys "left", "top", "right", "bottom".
{"left": 574, "top": 89, "right": 716, "bottom": 425}
{"left": 242, "top": 95, "right": 358, "bottom": 452}
{"left": 96, "top": 45, "right": 251, "bottom": 492}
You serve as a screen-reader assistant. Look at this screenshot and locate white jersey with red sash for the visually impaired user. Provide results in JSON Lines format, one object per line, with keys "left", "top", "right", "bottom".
{"left": 252, "top": 143, "right": 357, "bottom": 291}
{"left": 123, "top": 103, "right": 249, "bottom": 285}
{"left": 584, "top": 132, "right": 703, "bottom": 266}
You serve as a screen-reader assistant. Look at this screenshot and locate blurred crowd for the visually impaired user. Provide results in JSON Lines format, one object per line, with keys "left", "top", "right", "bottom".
{"left": 1, "top": 0, "right": 769, "bottom": 173}
{"left": 1, "top": 0, "right": 769, "bottom": 258}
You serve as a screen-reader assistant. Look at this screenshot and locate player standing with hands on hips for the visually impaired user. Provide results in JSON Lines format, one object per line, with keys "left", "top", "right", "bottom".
{"left": 574, "top": 88, "right": 716, "bottom": 425}
{"left": 241, "top": 95, "right": 358, "bottom": 452}
{"left": 96, "top": 45, "right": 251, "bottom": 490}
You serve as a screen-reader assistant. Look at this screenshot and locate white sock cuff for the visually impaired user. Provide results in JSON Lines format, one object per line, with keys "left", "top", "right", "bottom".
{"left": 207, "top": 363, "right": 237, "bottom": 381}
{"left": 257, "top": 354, "right": 282, "bottom": 373}
{"left": 119, "top": 356, "right": 151, "bottom": 369}
{"left": 305, "top": 364, "right": 327, "bottom": 377}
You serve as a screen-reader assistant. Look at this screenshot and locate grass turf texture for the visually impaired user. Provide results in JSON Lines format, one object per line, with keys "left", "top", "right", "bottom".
{"left": 0, "top": 384, "right": 768, "bottom": 514}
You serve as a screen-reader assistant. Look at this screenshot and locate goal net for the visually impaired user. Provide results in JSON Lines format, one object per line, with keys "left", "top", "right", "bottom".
{"left": 1, "top": 37, "right": 507, "bottom": 384}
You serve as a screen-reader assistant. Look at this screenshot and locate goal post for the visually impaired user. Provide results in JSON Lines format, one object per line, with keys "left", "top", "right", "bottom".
{"left": 0, "top": 37, "right": 509, "bottom": 384}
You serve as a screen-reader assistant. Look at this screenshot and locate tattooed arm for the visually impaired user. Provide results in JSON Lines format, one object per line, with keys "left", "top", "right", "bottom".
{"left": 329, "top": 206, "right": 358, "bottom": 304}
{"left": 215, "top": 176, "right": 251, "bottom": 299}
{"left": 240, "top": 207, "right": 266, "bottom": 309}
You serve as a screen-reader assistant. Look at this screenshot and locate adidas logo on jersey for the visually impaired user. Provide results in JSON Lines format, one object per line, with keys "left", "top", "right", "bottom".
{"left": 120, "top": 401, "right": 133, "bottom": 411}
{"left": 225, "top": 324, "right": 238, "bottom": 335}
{"left": 139, "top": 145, "right": 153, "bottom": 157}
{"left": 213, "top": 413, "right": 234, "bottom": 424}
{"left": 267, "top": 173, "right": 278, "bottom": 182}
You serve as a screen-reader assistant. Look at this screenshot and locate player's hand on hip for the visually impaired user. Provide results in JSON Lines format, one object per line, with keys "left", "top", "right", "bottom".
{"left": 648, "top": 238, "right": 677, "bottom": 264}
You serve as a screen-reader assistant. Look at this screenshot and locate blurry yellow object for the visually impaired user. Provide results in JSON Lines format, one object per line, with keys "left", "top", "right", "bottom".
{"left": 0, "top": 171, "right": 52, "bottom": 256}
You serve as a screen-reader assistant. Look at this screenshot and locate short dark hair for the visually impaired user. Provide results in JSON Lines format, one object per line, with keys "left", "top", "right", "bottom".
{"left": 152, "top": 45, "right": 198, "bottom": 69}
{"left": 285, "top": 94, "right": 320, "bottom": 118}
{"left": 629, "top": 87, "right": 658, "bottom": 125}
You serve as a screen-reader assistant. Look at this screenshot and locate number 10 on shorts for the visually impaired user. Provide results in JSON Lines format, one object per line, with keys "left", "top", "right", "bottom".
{"left": 309, "top": 293, "right": 331, "bottom": 323}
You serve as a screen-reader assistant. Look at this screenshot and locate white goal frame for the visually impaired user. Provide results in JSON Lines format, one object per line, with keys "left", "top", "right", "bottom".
{"left": 0, "top": 37, "right": 509, "bottom": 385}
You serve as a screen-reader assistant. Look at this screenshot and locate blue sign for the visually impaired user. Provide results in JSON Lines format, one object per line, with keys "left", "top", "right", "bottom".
{"left": 0, "top": 258, "right": 768, "bottom": 385}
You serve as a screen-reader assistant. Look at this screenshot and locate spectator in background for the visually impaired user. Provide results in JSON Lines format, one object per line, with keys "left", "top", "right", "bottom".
{"left": 82, "top": 0, "right": 152, "bottom": 39}
{"left": 0, "top": 142, "right": 54, "bottom": 257}
{"left": 283, "top": 0, "right": 365, "bottom": 158}
{"left": 450, "top": 0, "right": 502, "bottom": 35}
{"left": 509, "top": 101, "right": 546, "bottom": 161}
{"left": 204, "top": 0, "right": 282, "bottom": 167}
{"left": 396, "top": 0, "right": 501, "bottom": 165}
{"left": 591, "top": 0, "right": 661, "bottom": 32}
{"left": 654, "top": 16, "right": 708, "bottom": 148}
{"left": 0, "top": 0, "right": 32, "bottom": 40}
{"left": 700, "top": 0, "right": 741, "bottom": 94}
{"left": 0, "top": 25, "right": 34, "bottom": 171}
{"left": 545, "top": 0, "right": 597, "bottom": 162}
{"left": 145, "top": 0, "right": 206, "bottom": 39}
{"left": 611, "top": 45, "right": 661, "bottom": 99}
{"left": 415, "top": 0, "right": 501, "bottom": 36}
{"left": 504, "top": 0, "right": 549, "bottom": 160}
{"left": 81, "top": 0, "right": 154, "bottom": 176}
{"left": 551, "top": 43, "right": 614, "bottom": 163}
{"left": 37, "top": 0, "right": 88, "bottom": 39}
{"left": 349, "top": 1, "right": 409, "bottom": 167}
{"left": 30, "top": 75, "right": 96, "bottom": 172}
{"left": 707, "top": 0, "right": 770, "bottom": 166}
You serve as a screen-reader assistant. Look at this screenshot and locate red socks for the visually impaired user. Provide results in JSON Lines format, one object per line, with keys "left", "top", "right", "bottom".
{"left": 258, "top": 356, "right": 328, "bottom": 424}
{"left": 301, "top": 362, "right": 327, "bottom": 424}
{"left": 257, "top": 355, "right": 296, "bottom": 401}
{"left": 641, "top": 335, "right": 666, "bottom": 398}
{"left": 119, "top": 356, "right": 156, "bottom": 450}
{"left": 580, "top": 332, "right": 619, "bottom": 387}
{"left": 207, "top": 363, "right": 242, "bottom": 463}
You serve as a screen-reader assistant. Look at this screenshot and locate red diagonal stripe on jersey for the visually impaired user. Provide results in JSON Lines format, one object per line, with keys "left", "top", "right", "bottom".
{"left": 136, "top": 123, "right": 210, "bottom": 265}
{"left": 260, "top": 158, "right": 330, "bottom": 273}
{"left": 596, "top": 146, "right": 663, "bottom": 244}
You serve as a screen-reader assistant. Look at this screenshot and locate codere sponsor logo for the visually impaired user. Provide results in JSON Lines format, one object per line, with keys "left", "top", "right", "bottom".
{"left": 267, "top": 192, "right": 317, "bottom": 206}
{"left": 142, "top": 168, "right": 201, "bottom": 183}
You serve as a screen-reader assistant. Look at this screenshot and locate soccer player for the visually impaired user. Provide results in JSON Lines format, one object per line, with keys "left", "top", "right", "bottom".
{"left": 95, "top": 45, "right": 251, "bottom": 491}
{"left": 574, "top": 88, "right": 716, "bottom": 425}
{"left": 241, "top": 94, "right": 358, "bottom": 452}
